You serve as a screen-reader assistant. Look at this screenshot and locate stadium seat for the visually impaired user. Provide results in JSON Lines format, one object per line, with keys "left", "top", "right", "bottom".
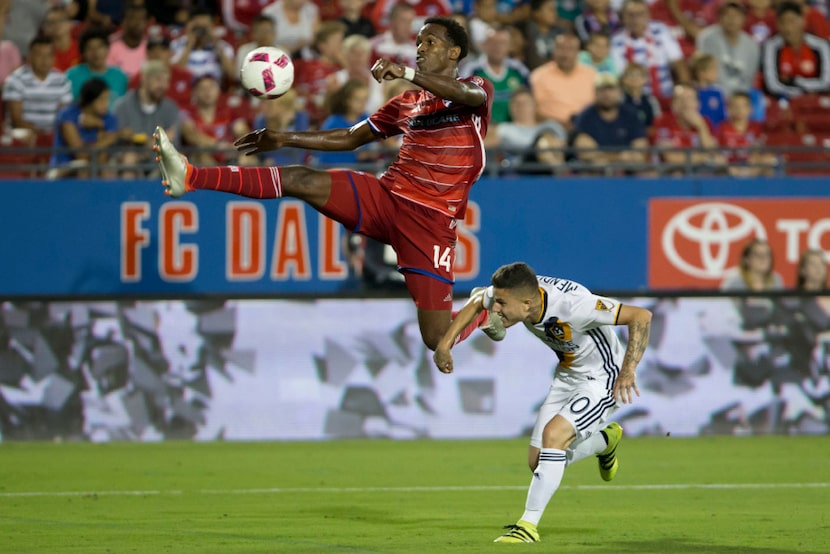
{"left": 786, "top": 133, "right": 830, "bottom": 175}
{"left": 762, "top": 97, "right": 795, "bottom": 132}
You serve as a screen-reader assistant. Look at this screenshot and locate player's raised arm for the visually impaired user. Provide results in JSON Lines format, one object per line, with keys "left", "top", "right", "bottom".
{"left": 371, "top": 59, "right": 486, "bottom": 107}
{"left": 613, "top": 305, "right": 652, "bottom": 404}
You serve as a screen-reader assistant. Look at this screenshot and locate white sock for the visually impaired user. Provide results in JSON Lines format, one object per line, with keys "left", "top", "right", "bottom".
{"left": 520, "top": 448, "right": 566, "bottom": 526}
{"left": 566, "top": 432, "right": 608, "bottom": 467}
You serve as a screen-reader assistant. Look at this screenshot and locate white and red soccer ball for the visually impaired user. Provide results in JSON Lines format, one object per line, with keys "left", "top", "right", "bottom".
{"left": 240, "top": 46, "right": 294, "bottom": 99}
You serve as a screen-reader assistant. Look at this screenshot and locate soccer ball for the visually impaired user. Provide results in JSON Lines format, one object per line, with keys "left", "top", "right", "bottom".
{"left": 240, "top": 46, "right": 294, "bottom": 99}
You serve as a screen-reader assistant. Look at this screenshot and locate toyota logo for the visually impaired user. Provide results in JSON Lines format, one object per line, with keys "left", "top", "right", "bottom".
{"left": 662, "top": 202, "right": 767, "bottom": 279}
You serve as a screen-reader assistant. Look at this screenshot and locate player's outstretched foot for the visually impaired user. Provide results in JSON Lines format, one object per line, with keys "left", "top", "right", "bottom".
{"left": 470, "top": 286, "right": 506, "bottom": 341}
{"left": 153, "top": 125, "right": 189, "bottom": 197}
{"left": 597, "top": 422, "right": 623, "bottom": 482}
{"left": 494, "top": 520, "right": 540, "bottom": 543}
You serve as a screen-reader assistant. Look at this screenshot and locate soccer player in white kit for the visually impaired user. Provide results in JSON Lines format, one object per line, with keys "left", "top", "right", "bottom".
{"left": 433, "top": 262, "right": 652, "bottom": 544}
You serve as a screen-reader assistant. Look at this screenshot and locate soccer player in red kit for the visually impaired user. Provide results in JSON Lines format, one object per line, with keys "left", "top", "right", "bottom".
{"left": 153, "top": 17, "right": 503, "bottom": 351}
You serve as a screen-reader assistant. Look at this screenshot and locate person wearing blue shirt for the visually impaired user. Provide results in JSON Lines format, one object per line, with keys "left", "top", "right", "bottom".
{"left": 573, "top": 72, "right": 649, "bottom": 173}
{"left": 49, "top": 77, "right": 118, "bottom": 178}
{"left": 316, "top": 79, "right": 371, "bottom": 167}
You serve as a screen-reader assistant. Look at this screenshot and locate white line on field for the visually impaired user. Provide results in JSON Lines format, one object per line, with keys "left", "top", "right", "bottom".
{"left": 2, "top": 482, "right": 829, "bottom": 498}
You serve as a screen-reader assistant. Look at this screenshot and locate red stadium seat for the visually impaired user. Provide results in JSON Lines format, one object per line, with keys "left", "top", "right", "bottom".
{"left": 762, "top": 96, "right": 795, "bottom": 132}
{"left": 786, "top": 133, "right": 830, "bottom": 175}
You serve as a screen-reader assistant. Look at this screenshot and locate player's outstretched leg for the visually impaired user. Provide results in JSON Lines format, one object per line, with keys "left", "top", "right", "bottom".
{"left": 468, "top": 286, "right": 505, "bottom": 341}
{"left": 597, "top": 422, "right": 623, "bottom": 481}
{"left": 153, "top": 126, "right": 191, "bottom": 197}
{"left": 493, "top": 521, "right": 540, "bottom": 544}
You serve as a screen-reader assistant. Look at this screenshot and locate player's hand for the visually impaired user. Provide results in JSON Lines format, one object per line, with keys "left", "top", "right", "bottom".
{"left": 433, "top": 347, "right": 454, "bottom": 374}
{"left": 234, "top": 128, "right": 283, "bottom": 155}
{"left": 613, "top": 369, "right": 640, "bottom": 404}
{"left": 371, "top": 58, "right": 406, "bottom": 83}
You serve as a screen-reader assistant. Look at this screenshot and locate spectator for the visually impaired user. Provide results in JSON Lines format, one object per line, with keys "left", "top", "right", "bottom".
{"left": 2, "top": 36, "right": 72, "bottom": 135}
{"left": 221, "top": 0, "right": 272, "bottom": 33}
{"left": 339, "top": 0, "right": 376, "bottom": 38}
{"left": 39, "top": 6, "right": 79, "bottom": 72}
{"left": 235, "top": 14, "right": 277, "bottom": 75}
{"left": 181, "top": 74, "right": 250, "bottom": 166}
{"left": 0, "top": 1, "right": 21, "bottom": 87}
{"left": 507, "top": 25, "right": 528, "bottom": 66}
{"left": 114, "top": 60, "right": 180, "bottom": 178}
{"left": 577, "top": 32, "right": 616, "bottom": 75}
{"left": 66, "top": 27, "right": 129, "bottom": 109}
{"left": 316, "top": 79, "right": 371, "bottom": 166}
{"left": 517, "top": 0, "right": 565, "bottom": 71}
{"left": 745, "top": 0, "right": 777, "bottom": 43}
{"left": 519, "top": 128, "right": 568, "bottom": 175}
{"left": 294, "top": 20, "right": 346, "bottom": 126}
{"left": 170, "top": 6, "right": 236, "bottom": 83}
{"left": 66, "top": 0, "right": 124, "bottom": 30}
{"left": 716, "top": 91, "right": 777, "bottom": 177}
{"left": 620, "top": 61, "right": 660, "bottom": 128}
{"left": 575, "top": 0, "right": 622, "bottom": 45}
{"left": 461, "top": 25, "right": 529, "bottom": 123}
{"left": 721, "top": 238, "right": 784, "bottom": 291}
{"left": 664, "top": 0, "right": 719, "bottom": 55}
{"left": 251, "top": 88, "right": 310, "bottom": 166}
{"left": 761, "top": 1, "right": 830, "bottom": 98}
{"left": 370, "top": 2, "right": 418, "bottom": 69}
{"left": 484, "top": 87, "right": 567, "bottom": 168}
{"left": 105, "top": 4, "right": 149, "bottom": 79}
{"left": 690, "top": 52, "right": 727, "bottom": 127}
{"left": 327, "top": 33, "right": 385, "bottom": 114}
{"left": 652, "top": 83, "right": 722, "bottom": 170}
{"left": 49, "top": 77, "right": 117, "bottom": 179}
{"left": 262, "top": 0, "right": 320, "bottom": 56}
{"left": 573, "top": 72, "right": 649, "bottom": 171}
{"left": 129, "top": 36, "right": 193, "bottom": 111}
{"left": 4, "top": 0, "right": 48, "bottom": 58}
{"left": 467, "top": 0, "right": 498, "bottom": 50}
{"left": 368, "top": 0, "right": 452, "bottom": 34}
{"left": 696, "top": 0, "right": 761, "bottom": 97}
{"left": 611, "top": 0, "right": 690, "bottom": 99}
{"left": 796, "top": 249, "right": 828, "bottom": 291}
{"left": 529, "top": 33, "right": 597, "bottom": 130}
{"left": 791, "top": 0, "right": 830, "bottom": 39}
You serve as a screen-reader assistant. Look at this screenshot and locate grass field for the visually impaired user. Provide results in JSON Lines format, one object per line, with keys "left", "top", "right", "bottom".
{"left": 1, "top": 436, "right": 828, "bottom": 553}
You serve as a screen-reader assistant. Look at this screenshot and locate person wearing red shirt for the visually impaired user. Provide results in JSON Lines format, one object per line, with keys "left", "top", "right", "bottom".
{"left": 153, "top": 18, "right": 502, "bottom": 351}
{"left": 745, "top": 0, "right": 777, "bottom": 42}
{"left": 40, "top": 6, "right": 79, "bottom": 72}
{"left": 715, "top": 91, "right": 776, "bottom": 176}
{"left": 128, "top": 36, "right": 193, "bottom": 110}
{"left": 293, "top": 20, "right": 347, "bottom": 126}
{"left": 652, "top": 83, "right": 725, "bottom": 171}
{"left": 369, "top": 0, "right": 452, "bottom": 33}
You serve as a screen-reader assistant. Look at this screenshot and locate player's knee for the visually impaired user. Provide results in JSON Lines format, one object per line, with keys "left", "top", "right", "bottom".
{"left": 282, "top": 166, "right": 329, "bottom": 199}
{"left": 542, "top": 417, "right": 576, "bottom": 450}
{"left": 420, "top": 329, "right": 442, "bottom": 352}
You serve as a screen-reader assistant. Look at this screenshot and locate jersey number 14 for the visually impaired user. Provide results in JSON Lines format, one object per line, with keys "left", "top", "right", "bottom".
{"left": 433, "top": 245, "right": 452, "bottom": 273}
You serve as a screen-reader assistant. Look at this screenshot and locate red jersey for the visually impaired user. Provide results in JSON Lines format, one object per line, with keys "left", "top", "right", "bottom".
{"left": 745, "top": 9, "right": 776, "bottom": 43}
{"left": 54, "top": 39, "right": 80, "bottom": 72}
{"left": 293, "top": 58, "right": 342, "bottom": 124}
{"left": 715, "top": 120, "right": 765, "bottom": 162}
{"left": 652, "top": 112, "right": 714, "bottom": 148}
{"left": 367, "top": 75, "right": 493, "bottom": 218}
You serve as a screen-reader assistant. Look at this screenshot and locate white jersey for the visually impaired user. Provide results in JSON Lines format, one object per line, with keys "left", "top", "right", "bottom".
{"left": 485, "top": 275, "right": 625, "bottom": 388}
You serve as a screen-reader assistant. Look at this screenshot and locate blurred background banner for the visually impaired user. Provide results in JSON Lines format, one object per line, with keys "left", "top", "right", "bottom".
{"left": 0, "top": 176, "right": 828, "bottom": 296}
{"left": 1, "top": 295, "right": 828, "bottom": 442}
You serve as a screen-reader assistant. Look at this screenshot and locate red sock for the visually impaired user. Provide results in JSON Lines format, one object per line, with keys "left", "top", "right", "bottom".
{"left": 453, "top": 309, "right": 489, "bottom": 345}
{"left": 188, "top": 166, "right": 283, "bottom": 198}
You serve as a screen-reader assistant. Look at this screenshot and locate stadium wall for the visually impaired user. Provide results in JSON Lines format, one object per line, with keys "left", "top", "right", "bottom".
{"left": 0, "top": 176, "right": 827, "bottom": 295}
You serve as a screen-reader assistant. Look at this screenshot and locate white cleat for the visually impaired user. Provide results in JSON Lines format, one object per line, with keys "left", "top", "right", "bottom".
{"left": 470, "top": 286, "right": 506, "bottom": 341}
{"left": 153, "top": 125, "right": 189, "bottom": 197}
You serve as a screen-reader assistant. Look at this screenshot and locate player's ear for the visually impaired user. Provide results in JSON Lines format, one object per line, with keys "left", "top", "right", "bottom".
{"left": 448, "top": 45, "right": 461, "bottom": 62}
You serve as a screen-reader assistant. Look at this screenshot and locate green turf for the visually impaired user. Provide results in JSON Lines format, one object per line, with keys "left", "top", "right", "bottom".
{"left": 1, "top": 436, "right": 828, "bottom": 553}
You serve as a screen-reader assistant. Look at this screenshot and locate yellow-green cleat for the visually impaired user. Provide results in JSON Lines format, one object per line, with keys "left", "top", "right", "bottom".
{"left": 597, "top": 422, "right": 622, "bottom": 481}
{"left": 493, "top": 520, "right": 540, "bottom": 543}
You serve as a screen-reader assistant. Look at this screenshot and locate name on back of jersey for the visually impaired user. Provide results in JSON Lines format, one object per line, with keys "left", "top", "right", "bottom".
{"left": 539, "top": 276, "right": 580, "bottom": 294}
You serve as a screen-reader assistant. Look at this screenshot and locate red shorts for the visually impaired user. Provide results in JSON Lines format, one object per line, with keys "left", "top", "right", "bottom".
{"left": 322, "top": 170, "right": 456, "bottom": 310}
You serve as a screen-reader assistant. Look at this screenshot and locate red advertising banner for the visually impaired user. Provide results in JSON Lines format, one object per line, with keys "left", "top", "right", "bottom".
{"left": 649, "top": 198, "right": 830, "bottom": 288}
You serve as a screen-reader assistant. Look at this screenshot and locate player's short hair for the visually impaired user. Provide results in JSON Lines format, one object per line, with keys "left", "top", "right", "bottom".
{"left": 424, "top": 16, "right": 469, "bottom": 61}
{"left": 491, "top": 262, "right": 538, "bottom": 295}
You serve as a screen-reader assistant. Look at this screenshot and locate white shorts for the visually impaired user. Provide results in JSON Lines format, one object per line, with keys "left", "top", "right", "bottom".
{"left": 529, "top": 373, "right": 618, "bottom": 449}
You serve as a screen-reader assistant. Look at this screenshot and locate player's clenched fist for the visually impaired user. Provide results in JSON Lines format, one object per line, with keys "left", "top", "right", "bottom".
{"left": 371, "top": 58, "right": 406, "bottom": 82}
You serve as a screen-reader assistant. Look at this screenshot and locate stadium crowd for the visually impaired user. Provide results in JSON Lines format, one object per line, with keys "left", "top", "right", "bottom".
{"left": 2, "top": 0, "right": 830, "bottom": 177}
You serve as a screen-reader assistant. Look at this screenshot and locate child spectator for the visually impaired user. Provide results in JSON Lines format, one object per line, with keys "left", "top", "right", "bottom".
{"left": 690, "top": 52, "right": 727, "bottom": 127}
{"left": 577, "top": 32, "right": 616, "bottom": 75}
{"left": 575, "top": 0, "right": 622, "bottom": 45}
{"left": 66, "top": 27, "right": 129, "bottom": 109}
{"left": 715, "top": 91, "right": 777, "bottom": 177}
{"left": 49, "top": 77, "right": 117, "bottom": 179}
{"left": 620, "top": 62, "right": 660, "bottom": 128}
{"left": 652, "top": 83, "right": 724, "bottom": 171}
{"left": 105, "top": 4, "right": 148, "bottom": 79}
